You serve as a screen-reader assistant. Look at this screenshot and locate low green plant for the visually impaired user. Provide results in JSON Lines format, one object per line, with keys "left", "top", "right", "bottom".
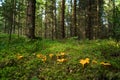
{"left": 0, "top": 34, "right": 120, "bottom": 80}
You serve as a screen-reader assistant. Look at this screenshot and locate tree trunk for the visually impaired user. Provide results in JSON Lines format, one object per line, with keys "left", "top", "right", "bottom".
{"left": 77, "top": 0, "right": 86, "bottom": 40}
{"left": 44, "top": 0, "right": 47, "bottom": 38}
{"left": 112, "top": 0, "right": 116, "bottom": 37}
{"left": 4, "top": 19, "right": 7, "bottom": 33}
{"left": 26, "top": 0, "right": 36, "bottom": 39}
{"left": 60, "top": 0, "right": 65, "bottom": 39}
{"left": 72, "top": 0, "right": 77, "bottom": 36}
{"left": 86, "top": 0, "right": 93, "bottom": 40}
{"left": 54, "top": 0, "right": 57, "bottom": 39}
{"left": 12, "top": 0, "right": 16, "bottom": 34}
{"left": 70, "top": 0, "right": 73, "bottom": 37}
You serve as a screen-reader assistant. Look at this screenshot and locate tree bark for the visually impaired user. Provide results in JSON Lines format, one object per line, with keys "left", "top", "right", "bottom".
{"left": 44, "top": 0, "right": 47, "bottom": 38}
{"left": 60, "top": 0, "right": 65, "bottom": 39}
{"left": 26, "top": 0, "right": 36, "bottom": 39}
{"left": 73, "top": 0, "right": 77, "bottom": 36}
{"left": 86, "top": 0, "right": 93, "bottom": 40}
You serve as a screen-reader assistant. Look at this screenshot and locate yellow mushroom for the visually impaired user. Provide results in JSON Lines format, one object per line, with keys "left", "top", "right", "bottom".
{"left": 57, "top": 58, "right": 67, "bottom": 63}
{"left": 17, "top": 55, "right": 23, "bottom": 60}
{"left": 79, "top": 58, "right": 90, "bottom": 67}
{"left": 49, "top": 54, "right": 54, "bottom": 58}
{"left": 100, "top": 62, "right": 111, "bottom": 66}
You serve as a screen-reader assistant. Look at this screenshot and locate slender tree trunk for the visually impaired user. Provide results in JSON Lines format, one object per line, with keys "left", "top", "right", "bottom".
{"left": 73, "top": 0, "right": 77, "bottom": 36}
{"left": 9, "top": 13, "right": 12, "bottom": 42}
{"left": 60, "top": 0, "right": 65, "bottom": 39}
{"left": 112, "top": 0, "right": 116, "bottom": 37}
{"left": 3, "top": 5, "right": 6, "bottom": 33}
{"left": 98, "top": 0, "right": 104, "bottom": 39}
{"left": 12, "top": 0, "right": 16, "bottom": 34}
{"left": 87, "top": 0, "right": 93, "bottom": 40}
{"left": 54, "top": 0, "right": 57, "bottom": 39}
{"left": 26, "top": 0, "right": 36, "bottom": 39}
{"left": 96, "top": 0, "right": 99, "bottom": 38}
{"left": 77, "top": 0, "right": 86, "bottom": 40}
{"left": 44, "top": 0, "right": 47, "bottom": 38}
{"left": 18, "top": 0, "right": 21, "bottom": 38}
{"left": 51, "top": 0, "right": 55, "bottom": 40}
{"left": 20, "top": 0, "right": 24, "bottom": 36}
{"left": 9, "top": 0, "right": 13, "bottom": 42}
{"left": 70, "top": 0, "right": 73, "bottom": 37}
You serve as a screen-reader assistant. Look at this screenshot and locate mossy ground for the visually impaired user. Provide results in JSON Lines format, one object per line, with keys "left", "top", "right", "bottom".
{"left": 0, "top": 34, "right": 120, "bottom": 80}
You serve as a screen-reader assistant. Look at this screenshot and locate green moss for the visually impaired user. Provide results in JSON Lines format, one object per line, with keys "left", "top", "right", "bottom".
{"left": 0, "top": 34, "right": 120, "bottom": 80}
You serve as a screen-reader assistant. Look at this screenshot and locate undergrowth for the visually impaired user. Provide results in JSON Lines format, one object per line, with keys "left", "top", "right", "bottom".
{"left": 0, "top": 34, "right": 120, "bottom": 80}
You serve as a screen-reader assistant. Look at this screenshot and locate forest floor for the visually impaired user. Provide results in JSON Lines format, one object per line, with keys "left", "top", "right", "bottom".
{"left": 0, "top": 34, "right": 120, "bottom": 80}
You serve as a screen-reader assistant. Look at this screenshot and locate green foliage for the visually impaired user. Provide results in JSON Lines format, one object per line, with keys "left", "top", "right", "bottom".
{"left": 31, "top": 76, "right": 39, "bottom": 80}
{"left": 0, "top": 34, "right": 120, "bottom": 80}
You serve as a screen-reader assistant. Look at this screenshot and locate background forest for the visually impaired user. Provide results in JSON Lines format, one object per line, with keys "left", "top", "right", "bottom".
{"left": 0, "top": 0, "right": 120, "bottom": 40}
{"left": 0, "top": 0, "right": 120, "bottom": 80}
